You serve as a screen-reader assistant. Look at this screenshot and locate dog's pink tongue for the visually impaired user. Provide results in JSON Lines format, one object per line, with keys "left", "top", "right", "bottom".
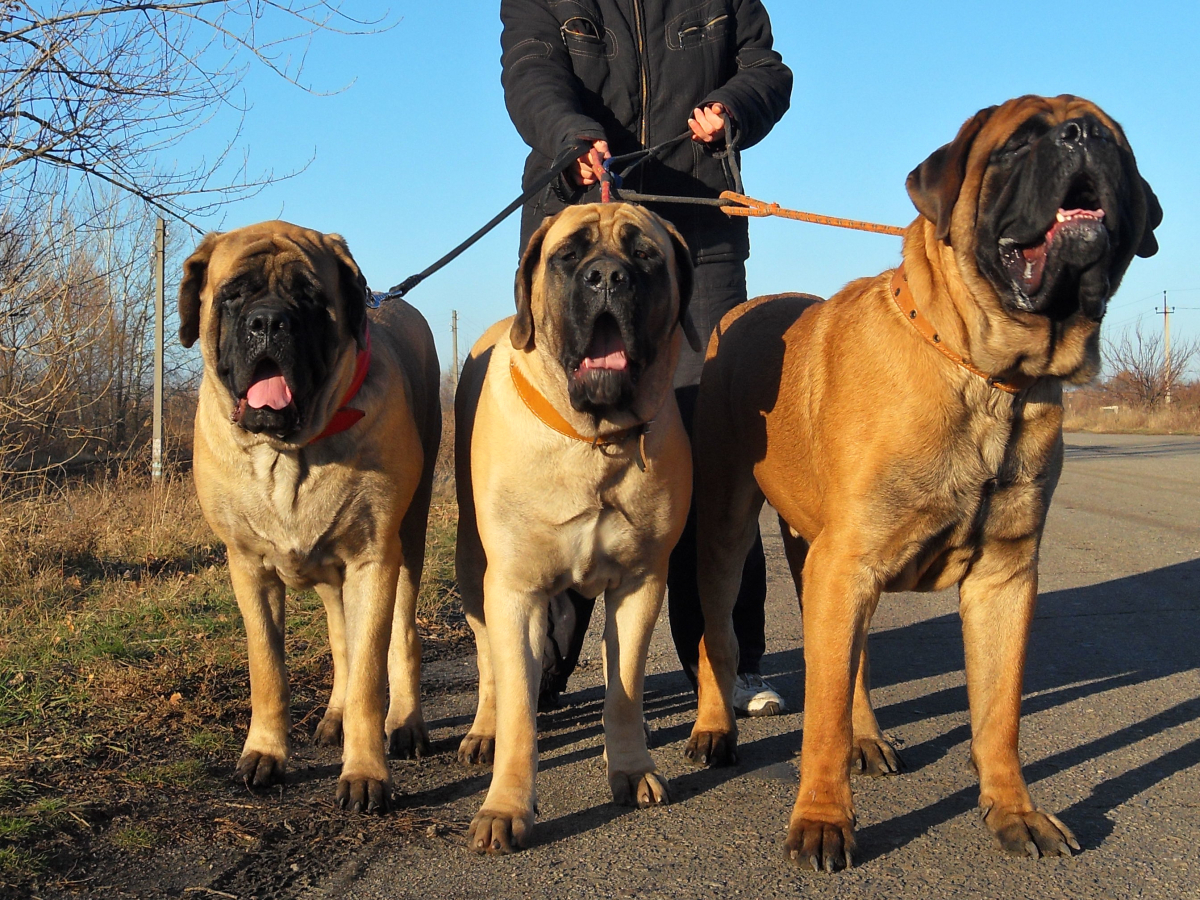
{"left": 246, "top": 374, "right": 293, "bottom": 410}
{"left": 579, "top": 320, "right": 628, "bottom": 372}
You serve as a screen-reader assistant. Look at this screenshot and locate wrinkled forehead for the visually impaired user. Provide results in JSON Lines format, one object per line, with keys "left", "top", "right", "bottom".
{"left": 541, "top": 205, "right": 665, "bottom": 257}
{"left": 207, "top": 232, "right": 328, "bottom": 295}
{"left": 983, "top": 94, "right": 1124, "bottom": 148}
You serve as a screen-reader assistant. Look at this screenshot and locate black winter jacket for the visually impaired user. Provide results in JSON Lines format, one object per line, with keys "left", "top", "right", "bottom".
{"left": 500, "top": 0, "right": 792, "bottom": 264}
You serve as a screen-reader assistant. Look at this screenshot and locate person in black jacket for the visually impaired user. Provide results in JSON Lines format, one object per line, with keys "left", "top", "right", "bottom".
{"left": 500, "top": 0, "right": 792, "bottom": 715}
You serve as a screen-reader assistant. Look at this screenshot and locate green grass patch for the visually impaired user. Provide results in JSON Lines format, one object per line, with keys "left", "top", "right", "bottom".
{"left": 110, "top": 824, "right": 158, "bottom": 852}
{"left": 0, "top": 845, "right": 41, "bottom": 881}
{"left": 0, "top": 814, "right": 35, "bottom": 842}
{"left": 126, "top": 758, "right": 207, "bottom": 789}
{"left": 186, "top": 729, "right": 233, "bottom": 753}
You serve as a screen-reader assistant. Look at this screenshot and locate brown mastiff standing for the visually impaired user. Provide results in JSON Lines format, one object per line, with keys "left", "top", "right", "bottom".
{"left": 179, "top": 221, "right": 440, "bottom": 812}
{"left": 456, "top": 203, "right": 695, "bottom": 854}
{"left": 686, "top": 95, "right": 1161, "bottom": 869}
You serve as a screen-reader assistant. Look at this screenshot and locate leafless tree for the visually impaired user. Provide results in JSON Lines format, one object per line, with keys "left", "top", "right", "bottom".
{"left": 1, "top": 1, "right": 389, "bottom": 225}
{"left": 1103, "top": 320, "right": 1199, "bottom": 410}
{"left": 0, "top": 2, "right": 390, "bottom": 478}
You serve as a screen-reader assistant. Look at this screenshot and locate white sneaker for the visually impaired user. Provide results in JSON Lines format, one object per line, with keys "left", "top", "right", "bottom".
{"left": 732, "top": 673, "right": 785, "bottom": 717}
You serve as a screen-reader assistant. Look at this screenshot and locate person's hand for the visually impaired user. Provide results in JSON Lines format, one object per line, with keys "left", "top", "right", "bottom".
{"left": 689, "top": 103, "right": 728, "bottom": 144}
{"left": 573, "top": 139, "right": 610, "bottom": 186}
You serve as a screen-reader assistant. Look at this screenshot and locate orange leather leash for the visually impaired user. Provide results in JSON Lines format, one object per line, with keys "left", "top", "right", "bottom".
{"left": 719, "top": 192, "right": 906, "bottom": 236}
{"left": 890, "top": 265, "right": 1035, "bottom": 395}
{"left": 509, "top": 357, "right": 650, "bottom": 470}
{"left": 310, "top": 326, "right": 373, "bottom": 443}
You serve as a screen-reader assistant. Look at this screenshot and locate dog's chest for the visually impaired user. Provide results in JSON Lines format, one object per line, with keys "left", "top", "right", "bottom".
{"left": 509, "top": 451, "right": 676, "bottom": 597}
{"left": 218, "top": 449, "right": 367, "bottom": 588}
{"left": 886, "top": 400, "right": 1058, "bottom": 591}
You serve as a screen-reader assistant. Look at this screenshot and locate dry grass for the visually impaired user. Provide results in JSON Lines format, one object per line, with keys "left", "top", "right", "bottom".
{"left": 1064, "top": 386, "right": 1200, "bottom": 435}
{"left": 0, "top": 456, "right": 462, "bottom": 892}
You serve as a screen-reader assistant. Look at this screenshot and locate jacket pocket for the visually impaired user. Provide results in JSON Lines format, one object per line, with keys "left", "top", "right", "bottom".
{"left": 552, "top": 0, "right": 615, "bottom": 59}
{"left": 667, "top": 1, "right": 733, "bottom": 51}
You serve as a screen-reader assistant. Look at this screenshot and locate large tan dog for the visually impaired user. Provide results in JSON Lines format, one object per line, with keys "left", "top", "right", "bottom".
{"left": 456, "top": 203, "right": 694, "bottom": 853}
{"left": 687, "top": 96, "right": 1161, "bottom": 869}
{"left": 179, "top": 221, "right": 440, "bottom": 813}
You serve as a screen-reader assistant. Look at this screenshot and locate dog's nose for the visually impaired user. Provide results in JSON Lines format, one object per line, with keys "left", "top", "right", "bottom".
{"left": 1055, "top": 118, "right": 1087, "bottom": 147}
{"left": 582, "top": 259, "right": 630, "bottom": 290}
{"left": 246, "top": 307, "right": 291, "bottom": 336}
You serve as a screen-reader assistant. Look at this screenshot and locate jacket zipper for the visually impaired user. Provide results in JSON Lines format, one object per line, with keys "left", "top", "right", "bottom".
{"left": 631, "top": 0, "right": 649, "bottom": 149}
{"left": 679, "top": 15, "right": 728, "bottom": 43}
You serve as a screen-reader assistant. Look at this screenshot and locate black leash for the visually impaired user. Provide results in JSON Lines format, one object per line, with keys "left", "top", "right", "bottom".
{"left": 372, "top": 137, "right": 594, "bottom": 306}
{"left": 373, "top": 116, "right": 738, "bottom": 305}
{"left": 601, "top": 113, "right": 742, "bottom": 204}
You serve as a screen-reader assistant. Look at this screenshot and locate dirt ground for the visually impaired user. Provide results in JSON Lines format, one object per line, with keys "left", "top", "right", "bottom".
{"left": 6, "top": 433, "right": 1200, "bottom": 900}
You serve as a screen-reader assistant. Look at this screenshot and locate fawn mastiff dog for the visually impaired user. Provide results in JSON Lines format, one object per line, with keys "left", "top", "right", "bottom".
{"left": 456, "top": 203, "right": 695, "bottom": 853}
{"left": 179, "top": 221, "right": 440, "bottom": 812}
{"left": 686, "top": 95, "right": 1161, "bottom": 869}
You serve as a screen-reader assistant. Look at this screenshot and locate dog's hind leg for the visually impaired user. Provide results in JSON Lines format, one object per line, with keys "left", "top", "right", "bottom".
{"left": 848, "top": 640, "right": 903, "bottom": 777}
{"left": 314, "top": 583, "right": 347, "bottom": 747}
{"left": 602, "top": 574, "right": 671, "bottom": 807}
{"left": 386, "top": 481, "right": 433, "bottom": 760}
{"left": 457, "top": 516, "right": 497, "bottom": 766}
{"left": 686, "top": 448, "right": 764, "bottom": 768}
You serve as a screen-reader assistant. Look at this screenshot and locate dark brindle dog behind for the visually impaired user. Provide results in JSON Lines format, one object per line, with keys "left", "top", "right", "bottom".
{"left": 685, "top": 95, "right": 1160, "bottom": 870}
{"left": 180, "top": 221, "right": 440, "bottom": 812}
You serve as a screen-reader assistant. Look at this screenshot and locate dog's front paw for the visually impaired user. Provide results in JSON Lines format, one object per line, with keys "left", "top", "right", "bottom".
{"left": 458, "top": 732, "right": 495, "bottom": 765}
{"left": 235, "top": 750, "right": 287, "bottom": 789}
{"left": 684, "top": 728, "right": 738, "bottom": 767}
{"left": 468, "top": 808, "right": 533, "bottom": 854}
{"left": 609, "top": 769, "right": 670, "bottom": 808}
{"left": 387, "top": 718, "right": 431, "bottom": 760}
{"left": 851, "top": 734, "right": 903, "bottom": 777}
{"left": 313, "top": 709, "right": 343, "bottom": 747}
{"left": 983, "top": 805, "right": 1080, "bottom": 858}
{"left": 785, "top": 813, "right": 857, "bottom": 873}
{"left": 335, "top": 774, "right": 392, "bottom": 815}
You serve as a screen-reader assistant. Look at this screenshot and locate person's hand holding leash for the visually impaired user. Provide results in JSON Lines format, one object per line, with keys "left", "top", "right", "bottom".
{"left": 573, "top": 139, "right": 610, "bottom": 185}
{"left": 689, "top": 103, "right": 728, "bottom": 143}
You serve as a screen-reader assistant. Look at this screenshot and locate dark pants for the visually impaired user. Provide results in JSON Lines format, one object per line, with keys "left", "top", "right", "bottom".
{"left": 667, "top": 260, "right": 766, "bottom": 689}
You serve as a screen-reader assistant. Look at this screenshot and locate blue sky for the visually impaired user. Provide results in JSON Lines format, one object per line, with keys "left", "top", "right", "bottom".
{"left": 187, "top": 1, "right": 1200, "bottom": 371}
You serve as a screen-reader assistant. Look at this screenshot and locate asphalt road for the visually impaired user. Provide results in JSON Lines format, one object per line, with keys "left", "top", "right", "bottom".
{"left": 326, "top": 433, "right": 1200, "bottom": 900}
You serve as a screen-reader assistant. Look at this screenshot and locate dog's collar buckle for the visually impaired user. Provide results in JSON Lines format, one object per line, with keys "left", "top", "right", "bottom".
{"left": 511, "top": 357, "right": 650, "bottom": 469}
{"left": 310, "top": 326, "right": 372, "bottom": 444}
{"left": 890, "top": 265, "right": 1035, "bottom": 395}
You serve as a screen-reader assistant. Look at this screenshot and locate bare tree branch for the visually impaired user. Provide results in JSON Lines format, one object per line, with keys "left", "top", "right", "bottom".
{"left": 1102, "top": 321, "right": 1199, "bottom": 410}
{"left": 0, "top": 1, "right": 393, "bottom": 229}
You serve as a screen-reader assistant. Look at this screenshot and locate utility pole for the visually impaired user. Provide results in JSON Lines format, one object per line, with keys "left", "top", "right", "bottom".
{"left": 451, "top": 310, "right": 460, "bottom": 393}
{"left": 1156, "top": 292, "right": 1174, "bottom": 406}
{"left": 152, "top": 217, "right": 166, "bottom": 482}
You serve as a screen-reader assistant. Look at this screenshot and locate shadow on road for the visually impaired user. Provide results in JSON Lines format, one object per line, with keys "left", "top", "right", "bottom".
{"left": 524, "top": 556, "right": 1200, "bottom": 855}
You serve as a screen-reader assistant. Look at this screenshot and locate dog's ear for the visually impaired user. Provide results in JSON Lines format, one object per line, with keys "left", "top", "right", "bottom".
{"left": 512, "top": 217, "right": 555, "bottom": 351}
{"left": 178, "top": 232, "right": 222, "bottom": 348}
{"left": 326, "top": 233, "right": 369, "bottom": 347}
{"left": 659, "top": 218, "right": 700, "bottom": 352}
{"left": 906, "top": 105, "right": 997, "bottom": 243}
{"left": 1135, "top": 175, "right": 1162, "bottom": 259}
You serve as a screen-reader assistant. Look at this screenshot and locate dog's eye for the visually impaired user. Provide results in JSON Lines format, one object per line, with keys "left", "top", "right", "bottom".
{"left": 559, "top": 250, "right": 578, "bottom": 262}
{"left": 634, "top": 249, "right": 650, "bottom": 260}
